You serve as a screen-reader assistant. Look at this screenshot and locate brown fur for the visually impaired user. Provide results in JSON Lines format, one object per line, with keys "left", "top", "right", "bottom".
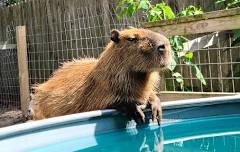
{"left": 31, "top": 28, "right": 172, "bottom": 121}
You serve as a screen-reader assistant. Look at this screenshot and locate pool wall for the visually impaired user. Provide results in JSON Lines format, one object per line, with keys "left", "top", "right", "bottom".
{"left": 0, "top": 95, "right": 240, "bottom": 151}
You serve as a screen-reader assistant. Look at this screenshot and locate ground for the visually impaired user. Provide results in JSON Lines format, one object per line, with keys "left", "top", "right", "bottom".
{"left": 0, "top": 110, "right": 25, "bottom": 127}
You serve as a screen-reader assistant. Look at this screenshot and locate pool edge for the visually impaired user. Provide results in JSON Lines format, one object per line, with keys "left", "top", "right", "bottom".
{"left": 0, "top": 95, "right": 240, "bottom": 140}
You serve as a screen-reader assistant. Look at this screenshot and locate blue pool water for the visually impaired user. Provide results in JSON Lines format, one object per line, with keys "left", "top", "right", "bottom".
{"left": 30, "top": 114, "right": 240, "bottom": 152}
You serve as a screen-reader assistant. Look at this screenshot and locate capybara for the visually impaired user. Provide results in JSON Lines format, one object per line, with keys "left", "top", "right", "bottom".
{"left": 31, "top": 28, "right": 172, "bottom": 124}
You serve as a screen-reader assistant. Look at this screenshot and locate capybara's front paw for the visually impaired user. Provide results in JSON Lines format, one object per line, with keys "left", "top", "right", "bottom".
{"left": 150, "top": 97, "right": 162, "bottom": 125}
{"left": 130, "top": 103, "right": 146, "bottom": 124}
{"left": 114, "top": 102, "right": 146, "bottom": 124}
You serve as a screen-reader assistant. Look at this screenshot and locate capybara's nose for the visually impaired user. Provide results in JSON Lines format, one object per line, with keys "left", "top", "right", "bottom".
{"left": 157, "top": 44, "right": 165, "bottom": 55}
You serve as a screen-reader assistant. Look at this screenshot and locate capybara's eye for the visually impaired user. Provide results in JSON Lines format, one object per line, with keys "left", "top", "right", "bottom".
{"left": 158, "top": 44, "right": 165, "bottom": 51}
{"left": 126, "top": 37, "right": 137, "bottom": 42}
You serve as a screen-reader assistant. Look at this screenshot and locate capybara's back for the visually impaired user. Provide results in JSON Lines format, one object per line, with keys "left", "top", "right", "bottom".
{"left": 32, "top": 59, "right": 98, "bottom": 119}
{"left": 32, "top": 28, "right": 172, "bottom": 122}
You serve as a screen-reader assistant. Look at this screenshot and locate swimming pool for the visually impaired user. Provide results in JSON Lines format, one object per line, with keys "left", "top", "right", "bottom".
{"left": 0, "top": 95, "right": 240, "bottom": 152}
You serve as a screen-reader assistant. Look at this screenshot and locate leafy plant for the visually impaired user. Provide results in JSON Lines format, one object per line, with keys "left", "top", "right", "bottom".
{"left": 215, "top": 0, "right": 240, "bottom": 46}
{"left": 116, "top": 0, "right": 175, "bottom": 21}
{"left": 116, "top": 0, "right": 149, "bottom": 18}
{"left": 116, "top": 0, "right": 206, "bottom": 90}
{"left": 178, "top": 5, "right": 203, "bottom": 16}
{"left": 148, "top": 3, "right": 175, "bottom": 21}
{"left": 173, "top": 5, "right": 205, "bottom": 88}
{"left": 168, "top": 35, "right": 206, "bottom": 89}
{"left": 215, "top": 0, "right": 240, "bottom": 9}
{"left": 232, "top": 29, "right": 240, "bottom": 46}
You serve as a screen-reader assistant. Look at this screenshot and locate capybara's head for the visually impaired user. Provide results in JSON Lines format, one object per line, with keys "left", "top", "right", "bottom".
{"left": 106, "top": 28, "right": 172, "bottom": 72}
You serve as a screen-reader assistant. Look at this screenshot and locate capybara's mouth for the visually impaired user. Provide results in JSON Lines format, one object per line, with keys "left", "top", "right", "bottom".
{"left": 159, "top": 61, "right": 172, "bottom": 70}
{"left": 160, "top": 64, "right": 168, "bottom": 70}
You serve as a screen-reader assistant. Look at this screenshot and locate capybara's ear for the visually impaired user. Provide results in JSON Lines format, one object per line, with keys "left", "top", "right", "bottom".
{"left": 111, "top": 29, "right": 120, "bottom": 43}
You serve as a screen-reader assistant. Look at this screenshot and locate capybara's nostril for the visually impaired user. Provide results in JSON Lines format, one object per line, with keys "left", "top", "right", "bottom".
{"left": 157, "top": 44, "right": 165, "bottom": 54}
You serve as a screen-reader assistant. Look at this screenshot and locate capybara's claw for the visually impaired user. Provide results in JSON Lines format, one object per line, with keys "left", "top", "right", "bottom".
{"left": 150, "top": 98, "right": 162, "bottom": 125}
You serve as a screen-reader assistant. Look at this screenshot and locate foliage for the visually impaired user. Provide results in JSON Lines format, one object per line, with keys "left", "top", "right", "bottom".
{"left": 178, "top": 5, "right": 203, "bottom": 17}
{"left": 215, "top": 0, "right": 240, "bottom": 9}
{"left": 168, "top": 35, "right": 206, "bottom": 89}
{"left": 215, "top": 0, "right": 240, "bottom": 46}
{"left": 5, "top": 0, "right": 22, "bottom": 6}
{"left": 116, "top": 0, "right": 175, "bottom": 21}
{"left": 116, "top": 0, "right": 206, "bottom": 89}
{"left": 232, "top": 29, "right": 240, "bottom": 46}
{"left": 147, "top": 3, "right": 175, "bottom": 21}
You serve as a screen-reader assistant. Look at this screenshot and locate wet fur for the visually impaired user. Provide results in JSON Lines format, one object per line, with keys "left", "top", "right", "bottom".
{"left": 32, "top": 28, "right": 172, "bottom": 120}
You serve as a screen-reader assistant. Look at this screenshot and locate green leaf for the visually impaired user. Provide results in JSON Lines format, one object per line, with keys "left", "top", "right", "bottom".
{"left": 138, "top": 0, "right": 150, "bottom": 10}
{"left": 231, "top": 29, "right": 240, "bottom": 46}
{"left": 116, "top": 0, "right": 127, "bottom": 11}
{"left": 184, "top": 52, "right": 193, "bottom": 59}
{"left": 183, "top": 52, "right": 193, "bottom": 65}
{"left": 159, "top": 3, "right": 175, "bottom": 19}
{"left": 233, "top": 29, "right": 240, "bottom": 41}
{"left": 180, "top": 10, "right": 187, "bottom": 16}
{"left": 215, "top": 0, "right": 240, "bottom": 9}
{"left": 147, "top": 9, "right": 163, "bottom": 22}
{"left": 194, "top": 10, "right": 203, "bottom": 15}
{"left": 172, "top": 72, "right": 183, "bottom": 82}
{"left": 172, "top": 72, "right": 184, "bottom": 89}
{"left": 171, "top": 36, "right": 183, "bottom": 52}
{"left": 176, "top": 77, "right": 183, "bottom": 83}
{"left": 227, "top": 1, "right": 240, "bottom": 8}
{"left": 192, "top": 65, "right": 207, "bottom": 85}
{"left": 178, "top": 5, "right": 203, "bottom": 17}
{"left": 215, "top": 0, "right": 226, "bottom": 4}
{"left": 126, "top": 2, "right": 135, "bottom": 17}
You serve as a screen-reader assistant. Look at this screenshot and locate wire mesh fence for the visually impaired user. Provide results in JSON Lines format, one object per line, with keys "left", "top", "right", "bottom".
{"left": 0, "top": 48, "right": 20, "bottom": 113}
{"left": 23, "top": 1, "right": 240, "bottom": 93}
{"left": 0, "top": 25, "right": 20, "bottom": 113}
{"left": 164, "top": 32, "right": 240, "bottom": 92}
{"left": 26, "top": 1, "right": 142, "bottom": 85}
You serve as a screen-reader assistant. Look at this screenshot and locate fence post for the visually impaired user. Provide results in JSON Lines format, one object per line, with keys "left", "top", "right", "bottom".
{"left": 16, "top": 26, "right": 30, "bottom": 117}
{"left": 102, "top": 0, "right": 110, "bottom": 44}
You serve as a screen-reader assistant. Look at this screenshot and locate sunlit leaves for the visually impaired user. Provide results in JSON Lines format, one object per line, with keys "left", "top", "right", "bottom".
{"left": 178, "top": 5, "right": 203, "bottom": 17}
{"left": 172, "top": 72, "right": 184, "bottom": 89}
{"left": 192, "top": 65, "right": 207, "bottom": 85}
{"left": 216, "top": 0, "right": 240, "bottom": 9}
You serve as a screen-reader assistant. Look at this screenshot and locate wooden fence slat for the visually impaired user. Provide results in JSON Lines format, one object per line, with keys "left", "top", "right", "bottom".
{"left": 144, "top": 15, "right": 240, "bottom": 36}
{"left": 142, "top": 7, "right": 240, "bottom": 36}
{"left": 142, "top": 7, "right": 240, "bottom": 27}
{"left": 16, "top": 26, "right": 30, "bottom": 116}
{"left": 102, "top": 0, "right": 110, "bottom": 45}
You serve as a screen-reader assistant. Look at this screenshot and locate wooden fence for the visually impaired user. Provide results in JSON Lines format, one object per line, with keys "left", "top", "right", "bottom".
{"left": 0, "top": 0, "right": 140, "bottom": 114}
